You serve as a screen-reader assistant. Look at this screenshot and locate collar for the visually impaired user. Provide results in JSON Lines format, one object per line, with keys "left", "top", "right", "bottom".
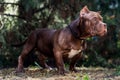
{"left": 67, "top": 25, "right": 85, "bottom": 40}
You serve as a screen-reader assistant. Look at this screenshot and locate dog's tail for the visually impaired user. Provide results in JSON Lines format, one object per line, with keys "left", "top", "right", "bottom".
{"left": 11, "top": 39, "right": 27, "bottom": 47}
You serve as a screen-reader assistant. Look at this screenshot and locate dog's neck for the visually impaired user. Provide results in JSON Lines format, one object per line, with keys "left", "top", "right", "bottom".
{"left": 68, "top": 25, "right": 83, "bottom": 40}
{"left": 67, "top": 18, "right": 88, "bottom": 40}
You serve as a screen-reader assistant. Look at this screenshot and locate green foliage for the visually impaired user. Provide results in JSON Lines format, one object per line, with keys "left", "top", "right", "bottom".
{"left": 82, "top": 74, "right": 89, "bottom": 80}
{"left": 83, "top": 49, "right": 109, "bottom": 67}
{"left": 103, "top": 15, "right": 116, "bottom": 26}
{"left": 20, "top": 0, "right": 42, "bottom": 12}
{"left": 114, "top": 66, "right": 120, "bottom": 76}
{"left": 76, "top": 74, "right": 90, "bottom": 80}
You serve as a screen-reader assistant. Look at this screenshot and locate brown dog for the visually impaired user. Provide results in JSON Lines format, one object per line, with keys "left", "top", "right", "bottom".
{"left": 15, "top": 6, "right": 107, "bottom": 74}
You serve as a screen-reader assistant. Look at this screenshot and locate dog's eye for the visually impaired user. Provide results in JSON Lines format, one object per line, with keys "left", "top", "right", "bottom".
{"left": 93, "top": 17, "right": 98, "bottom": 21}
{"left": 93, "top": 17, "right": 98, "bottom": 24}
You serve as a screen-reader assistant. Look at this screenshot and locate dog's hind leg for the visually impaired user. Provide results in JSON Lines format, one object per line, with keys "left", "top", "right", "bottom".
{"left": 36, "top": 53, "right": 51, "bottom": 69}
{"left": 16, "top": 32, "right": 37, "bottom": 72}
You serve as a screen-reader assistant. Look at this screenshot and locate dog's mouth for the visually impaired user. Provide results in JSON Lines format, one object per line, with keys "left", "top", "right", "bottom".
{"left": 97, "top": 30, "right": 107, "bottom": 37}
{"left": 94, "top": 24, "right": 107, "bottom": 37}
{"left": 99, "top": 33, "right": 106, "bottom": 36}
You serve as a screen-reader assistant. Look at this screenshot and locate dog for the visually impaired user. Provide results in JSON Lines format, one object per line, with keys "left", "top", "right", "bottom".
{"left": 14, "top": 6, "right": 107, "bottom": 75}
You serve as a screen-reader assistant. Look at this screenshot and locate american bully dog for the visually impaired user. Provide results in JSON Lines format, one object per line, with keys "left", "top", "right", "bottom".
{"left": 14, "top": 6, "right": 107, "bottom": 74}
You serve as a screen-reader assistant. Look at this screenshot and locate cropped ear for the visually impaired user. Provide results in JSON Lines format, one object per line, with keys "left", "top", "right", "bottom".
{"left": 80, "top": 6, "right": 90, "bottom": 17}
{"left": 97, "top": 11, "right": 101, "bottom": 14}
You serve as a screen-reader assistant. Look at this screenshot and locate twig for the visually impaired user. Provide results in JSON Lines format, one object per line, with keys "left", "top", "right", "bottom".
{"left": 0, "top": 2, "right": 19, "bottom": 5}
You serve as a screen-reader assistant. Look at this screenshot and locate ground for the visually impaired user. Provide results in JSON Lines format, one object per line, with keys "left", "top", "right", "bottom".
{"left": 0, "top": 67, "right": 120, "bottom": 80}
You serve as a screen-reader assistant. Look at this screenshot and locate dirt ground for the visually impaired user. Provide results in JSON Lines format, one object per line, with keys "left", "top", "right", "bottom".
{"left": 0, "top": 67, "right": 120, "bottom": 80}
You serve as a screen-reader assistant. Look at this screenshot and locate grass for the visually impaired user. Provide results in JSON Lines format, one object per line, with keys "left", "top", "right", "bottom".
{"left": 0, "top": 67, "right": 119, "bottom": 80}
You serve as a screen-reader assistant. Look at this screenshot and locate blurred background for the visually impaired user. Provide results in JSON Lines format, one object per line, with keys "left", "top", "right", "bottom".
{"left": 0, "top": 0, "right": 120, "bottom": 69}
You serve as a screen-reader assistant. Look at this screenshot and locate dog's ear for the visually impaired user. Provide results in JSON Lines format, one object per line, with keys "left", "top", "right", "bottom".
{"left": 80, "top": 6, "right": 90, "bottom": 17}
{"left": 97, "top": 11, "right": 101, "bottom": 14}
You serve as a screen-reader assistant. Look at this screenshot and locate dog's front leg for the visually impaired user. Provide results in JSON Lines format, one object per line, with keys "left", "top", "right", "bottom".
{"left": 54, "top": 50, "right": 65, "bottom": 75}
{"left": 69, "top": 52, "right": 82, "bottom": 72}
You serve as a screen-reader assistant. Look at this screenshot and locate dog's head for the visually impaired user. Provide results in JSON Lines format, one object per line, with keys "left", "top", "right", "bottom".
{"left": 79, "top": 6, "right": 107, "bottom": 37}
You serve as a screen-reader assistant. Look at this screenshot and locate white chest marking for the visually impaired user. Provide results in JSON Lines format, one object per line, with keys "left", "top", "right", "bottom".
{"left": 68, "top": 49, "right": 82, "bottom": 58}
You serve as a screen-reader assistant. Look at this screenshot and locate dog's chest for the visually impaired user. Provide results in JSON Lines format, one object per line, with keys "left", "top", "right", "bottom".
{"left": 67, "top": 49, "right": 82, "bottom": 58}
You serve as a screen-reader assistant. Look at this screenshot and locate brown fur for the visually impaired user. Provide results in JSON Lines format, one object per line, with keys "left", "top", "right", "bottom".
{"left": 15, "top": 6, "right": 107, "bottom": 75}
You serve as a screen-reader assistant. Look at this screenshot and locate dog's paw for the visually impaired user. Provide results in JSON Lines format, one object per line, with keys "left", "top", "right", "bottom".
{"left": 15, "top": 68, "right": 25, "bottom": 73}
{"left": 69, "top": 68, "right": 78, "bottom": 72}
